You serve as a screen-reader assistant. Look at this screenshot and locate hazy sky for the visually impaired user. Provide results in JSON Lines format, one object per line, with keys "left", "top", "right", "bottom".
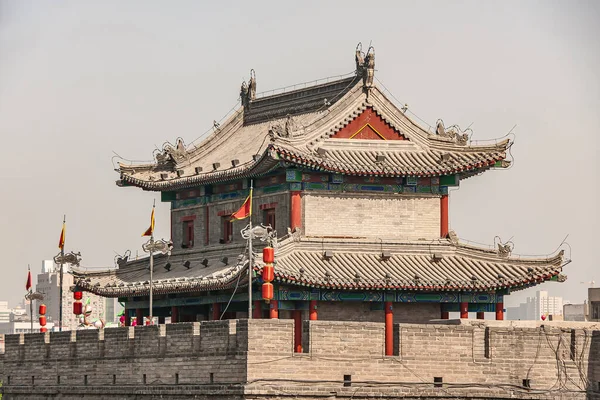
{"left": 1, "top": 1, "right": 598, "bottom": 309}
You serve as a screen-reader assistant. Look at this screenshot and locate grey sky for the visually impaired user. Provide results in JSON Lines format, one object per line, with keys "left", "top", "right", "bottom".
{"left": 1, "top": 1, "right": 598, "bottom": 309}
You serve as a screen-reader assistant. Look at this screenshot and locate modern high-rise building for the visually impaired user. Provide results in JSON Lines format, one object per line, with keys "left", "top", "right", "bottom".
{"left": 0, "top": 301, "right": 10, "bottom": 323}
{"left": 506, "top": 290, "right": 563, "bottom": 320}
{"left": 34, "top": 260, "right": 106, "bottom": 330}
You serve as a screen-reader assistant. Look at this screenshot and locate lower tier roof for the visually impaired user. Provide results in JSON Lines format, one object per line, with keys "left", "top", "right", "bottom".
{"left": 72, "top": 234, "right": 567, "bottom": 298}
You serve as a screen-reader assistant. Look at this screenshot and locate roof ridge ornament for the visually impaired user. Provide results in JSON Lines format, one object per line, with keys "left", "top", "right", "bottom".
{"left": 240, "top": 69, "right": 257, "bottom": 111}
{"left": 435, "top": 120, "right": 470, "bottom": 146}
{"left": 355, "top": 43, "right": 375, "bottom": 89}
{"left": 154, "top": 138, "right": 188, "bottom": 167}
{"left": 494, "top": 236, "right": 514, "bottom": 258}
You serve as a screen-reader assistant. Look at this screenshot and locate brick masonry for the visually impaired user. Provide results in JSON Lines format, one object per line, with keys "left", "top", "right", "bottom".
{"left": 303, "top": 192, "right": 440, "bottom": 240}
{"left": 1, "top": 319, "right": 599, "bottom": 399}
{"left": 171, "top": 192, "right": 289, "bottom": 248}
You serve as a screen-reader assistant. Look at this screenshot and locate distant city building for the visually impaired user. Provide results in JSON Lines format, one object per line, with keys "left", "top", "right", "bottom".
{"left": 589, "top": 287, "right": 600, "bottom": 321}
{"left": 34, "top": 260, "right": 106, "bottom": 330}
{"left": 0, "top": 320, "right": 55, "bottom": 334}
{"left": 0, "top": 300, "right": 9, "bottom": 323}
{"left": 506, "top": 290, "right": 563, "bottom": 321}
{"left": 563, "top": 302, "right": 588, "bottom": 321}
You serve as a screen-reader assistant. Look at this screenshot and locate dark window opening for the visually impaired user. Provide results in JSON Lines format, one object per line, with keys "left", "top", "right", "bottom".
{"left": 434, "top": 377, "right": 443, "bottom": 388}
{"left": 84, "top": 375, "right": 88, "bottom": 385}
{"left": 57, "top": 375, "right": 61, "bottom": 384}
{"left": 221, "top": 217, "right": 233, "bottom": 243}
{"left": 182, "top": 220, "right": 194, "bottom": 248}
{"left": 113, "top": 375, "right": 116, "bottom": 384}
{"left": 143, "top": 374, "right": 147, "bottom": 384}
{"left": 209, "top": 373, "right": 214, "bottom": 383}
{"left": 343, "top": 374, "right": 351, "bottom": 387}
{"left": 31, "top": 376, "right": 35, "bottom": 385}
{"left": 175, "top": 373, "right": 179, "bottom": 384}
{"left": 263, "top": 208, "right": 276, "bottom": 231}
{"left": 522, "top": 379, "right": 531, "bottom": 388}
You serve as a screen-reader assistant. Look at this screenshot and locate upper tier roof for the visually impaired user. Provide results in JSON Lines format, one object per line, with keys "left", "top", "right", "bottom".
{"left": 72, "top": 233, "right": 567, "bottom": 298}
{"left": 116, "top": 55, "right": 512, "bottom": 192}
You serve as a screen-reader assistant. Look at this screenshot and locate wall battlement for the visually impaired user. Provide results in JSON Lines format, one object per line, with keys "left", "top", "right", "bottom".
{"left": 1, "top": 319, "right": 599, "bottom": 399}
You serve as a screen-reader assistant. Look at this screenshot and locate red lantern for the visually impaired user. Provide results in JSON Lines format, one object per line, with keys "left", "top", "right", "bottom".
{"left": 73, "top": 302, "right": 83, "bottom": 315}
{"left": 40, "top": 327, "right": 47, "bottom": 333}
{"left": 38, "top": 304, "right": 47, "bottom": 316}
{"left": 39, "top": 316, "right": 47, "bottom": 326}
{"left": 262, "top": 265, "right": 274, "bottom": 282}
{"left": 262, "top": 282, "right": 274, "bottom": 301}
{"left": 263, "top": 247, "right": 274, "bottom": 264}
{"left": 73, "top": 291, "right": 83, "bottom": 300}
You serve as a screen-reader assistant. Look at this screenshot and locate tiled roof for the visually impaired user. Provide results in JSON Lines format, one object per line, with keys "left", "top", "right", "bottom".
{"left": 262, "top": 237, "right": 567, "bottom": 292}
{"left": 73, "top": 236, "right": 567, "bottom": 297}
{"left": 117, "top": 72, "right": 512, "bottom": 192}
{"left": 244, "top": 76, "right": 359, "bottom": 125}
{"left": 72, "top": 245, "right": 250, "bottom": 298}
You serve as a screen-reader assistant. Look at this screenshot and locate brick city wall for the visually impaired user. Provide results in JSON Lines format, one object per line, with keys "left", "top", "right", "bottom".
{"left": 303, "top": 193, "right": 440, "bottom": 240}
{"left": 1, "top": 319, "right": 599, "bottom": 399}
{"left": 315, "top": 301, "right": 441, "bottom": 323}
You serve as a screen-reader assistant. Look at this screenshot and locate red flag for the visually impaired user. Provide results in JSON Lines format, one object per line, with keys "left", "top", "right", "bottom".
{"left": 142, "top": 207, "right": 155, "bottom": 237}
{"left": 26, "top": 269, "right": 32, "bottom": 291}
{"left": 230, "top": 189, "right": 253, "bottom": 221}
{"left": 58, "top": 222, "right": 66, "bottom": 250}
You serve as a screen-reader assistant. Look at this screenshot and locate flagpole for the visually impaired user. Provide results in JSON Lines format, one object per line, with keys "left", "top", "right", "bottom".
{"left": 149, "top": 200, "right": 155, "bottom": 325}
{"left": 59, "top": 215, "right": 65, "bottom": 332}
{"left": 248, "top": 181, "right": 253, "bottom": 319}
{"left": 28, "top": 264, "right": 33, "bottom": 333}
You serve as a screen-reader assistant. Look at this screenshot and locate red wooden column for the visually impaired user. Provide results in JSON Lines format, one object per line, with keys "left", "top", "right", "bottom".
{"left": 460, "top": 302, "right": 469, "bottom": 319}
{"left": 212, "top": 303, "right": 220, "bottom": 320}
{"left": 124, "top": 308, "right": 131, "bottom": 326}
{"left": 309, "top": 300, "right": 318, "bottom": 320}
{"left": 253, "top": 300, "right": 262, "bottom": 319}
{"left": 204, "top": 206, "right": 210, "bottom": 246}
{"left": 385, "top": 302, "right": 393, "bottom": 356}
{"left": 136, "top": 308, "right": 144, "bottom": 325}
{"left": 476, "top": 312, "right": 485, "bottom": 320}
{"left": 440, "top": 194, "right": 449, "bottom": 238}
{"left": 495, "top": 303, "right": 504, "bottom": 321}
{"left": 171, "top": 306, "right": 179, "bottom": 323}
{"left": 293, "top": 310, "right": 302, "bottom": 353}
{"left": 290, "top": 191, "right": 302, "bottom": 232}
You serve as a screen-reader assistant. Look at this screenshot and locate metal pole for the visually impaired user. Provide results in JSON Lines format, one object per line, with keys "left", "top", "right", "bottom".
{"left": 149, "top": 237, "right": 154, "bottom": 325}
{"left": 59, "top": 215, "right": 65, "bottom": 332}
{"left": 28, "top": 264, "right": 33, "bottom": 333}
{"left": 248, "top": 181, "right": 253, "bottom": 319}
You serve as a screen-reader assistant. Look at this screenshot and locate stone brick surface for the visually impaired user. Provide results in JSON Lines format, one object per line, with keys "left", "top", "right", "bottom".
{"left": 171, "top": 192, "right": 289, "bottom": 248}
{"left": 1, "top": 320, "right": 599, "bottom": 399}
{"left": 303, "top": 192, "right": 440, "bottom": 240}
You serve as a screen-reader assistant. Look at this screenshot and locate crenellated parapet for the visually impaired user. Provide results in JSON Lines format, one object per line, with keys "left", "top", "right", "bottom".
{"left": 1, "top": 320, "right": 599, "bottom": 399}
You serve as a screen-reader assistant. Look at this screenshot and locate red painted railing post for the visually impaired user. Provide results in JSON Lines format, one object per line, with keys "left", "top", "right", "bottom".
{"left": 460, "top": 302, "right": 469, "bottom": 319}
